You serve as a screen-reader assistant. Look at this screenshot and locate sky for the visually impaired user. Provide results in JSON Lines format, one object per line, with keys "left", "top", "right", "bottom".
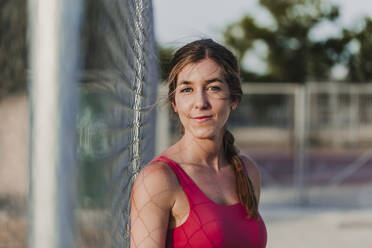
{"left": 153, "top": 0, "right": 372, "bottom": 46}
{"left": 153, "top": 0, "right": 372, "bottom": 76}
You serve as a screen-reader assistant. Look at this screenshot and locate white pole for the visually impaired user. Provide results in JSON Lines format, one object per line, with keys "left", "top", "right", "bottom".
{"left": 28, "top": 0, "right": 82, "bottom": 247}
{"left": 330, "top": 83, "right": 341, "bottom": 148}
{"left": 349, "top": 86, "right": 359, "bottom": 146}
{"left": 294, "top": 85, "right": 307, "bottom": 205}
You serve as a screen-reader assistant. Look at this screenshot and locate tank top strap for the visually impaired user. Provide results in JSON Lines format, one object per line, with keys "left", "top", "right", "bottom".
{"left": 152, "top": 156, "right": 209, "bottom": 207}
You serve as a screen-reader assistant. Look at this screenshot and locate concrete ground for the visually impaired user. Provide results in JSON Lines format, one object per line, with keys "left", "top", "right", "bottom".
{"left": 260, "top": 186, "right": 372, "bottom": 248}
{"left": 261, "top": 206, "right": 372, "bottom": 248}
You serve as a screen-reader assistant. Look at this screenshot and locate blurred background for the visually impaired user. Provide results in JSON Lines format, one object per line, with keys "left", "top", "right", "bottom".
{"left": 1, "top": 0, "right": 371, "bottom": 247}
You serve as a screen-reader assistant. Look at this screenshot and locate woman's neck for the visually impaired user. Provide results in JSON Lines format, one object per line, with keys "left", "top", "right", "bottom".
{"left": 176, "top": 133, "right": 227, "bottom": 172}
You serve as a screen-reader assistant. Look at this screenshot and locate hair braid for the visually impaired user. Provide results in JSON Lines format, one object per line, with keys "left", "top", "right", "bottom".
{"left": 223, "top": 129, "right": 258, "bottom": 219}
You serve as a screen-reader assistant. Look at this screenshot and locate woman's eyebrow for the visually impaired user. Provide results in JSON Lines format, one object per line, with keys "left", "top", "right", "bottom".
{"left": 178, "top": 80, "right": 192, "bottom": 86}
{"left": 205, "top": 78, "right": 224, "bottom": 84}
{"left": 178, "top": 78, "right": 223, "bottom": 86}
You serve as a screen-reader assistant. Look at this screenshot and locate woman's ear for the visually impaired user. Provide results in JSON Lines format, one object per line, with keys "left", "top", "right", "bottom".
{"left": 172, "top": 102, "right": 178, "bottom": 113}
{"left": 231, "top": 99, "right": 238, "bottom": 110}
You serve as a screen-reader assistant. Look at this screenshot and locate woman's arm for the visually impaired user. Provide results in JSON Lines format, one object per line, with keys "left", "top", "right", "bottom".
{"left": 130, "top": 162, "right": 178, "bottom": 248}
{"left": 240, "top": 154, "right": 262, "bottom": 204}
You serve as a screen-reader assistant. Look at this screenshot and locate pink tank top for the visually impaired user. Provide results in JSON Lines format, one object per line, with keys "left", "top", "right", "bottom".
{"left": 153, "top": 156, "right": 267, "bottom": 248}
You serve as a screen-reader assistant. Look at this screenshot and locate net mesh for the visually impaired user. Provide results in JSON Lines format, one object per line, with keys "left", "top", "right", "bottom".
{"left": 77, "top": 0, "right": 158, "bottom": 247}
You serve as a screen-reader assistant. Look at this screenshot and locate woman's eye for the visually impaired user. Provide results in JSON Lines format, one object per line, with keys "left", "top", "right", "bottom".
{"left": 180, "top": 87, "right": 192, "bottom": 93}
{"left": 208, "top": 86, "right": 221, "bottom": 91}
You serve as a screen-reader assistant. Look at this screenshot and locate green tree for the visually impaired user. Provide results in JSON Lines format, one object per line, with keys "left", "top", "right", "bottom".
{"left": 347, "top": 18, "right": 372, "bottom": 82}
{"left": 223, "top": 0, "right": 371, "bottom": 83}
{"left": 0, "top": 0, "right": 27, "bottom": 100}
{"left": 158, "top": 46, "right": 174, "bottom": 81}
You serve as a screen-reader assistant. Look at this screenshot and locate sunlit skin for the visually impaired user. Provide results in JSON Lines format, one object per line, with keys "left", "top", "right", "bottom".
{"left": 130, "top": 58, "right": 262, "bottom": 248}
{"left": 173, "top": 58, "right": 238, "bottom": 144}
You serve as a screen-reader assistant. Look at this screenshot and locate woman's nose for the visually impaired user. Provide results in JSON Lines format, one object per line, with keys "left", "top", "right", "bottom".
{"left": 194, "top": 90, "right": 210, "bottom": 109}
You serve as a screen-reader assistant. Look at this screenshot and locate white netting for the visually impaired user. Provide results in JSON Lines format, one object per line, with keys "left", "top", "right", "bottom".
{"left": 77, "top": 0, "right": 158, "bottom": 247}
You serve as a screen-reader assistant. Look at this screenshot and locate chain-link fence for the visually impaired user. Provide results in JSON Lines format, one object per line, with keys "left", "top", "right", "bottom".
{"left": 227, "top": 82, "right": 372, "bottom": 207}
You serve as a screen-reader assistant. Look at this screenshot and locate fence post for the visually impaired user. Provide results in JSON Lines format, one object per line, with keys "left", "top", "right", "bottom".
{"left": 294, "top": 85, "right": 308, "bottom": 205}
{"left": 330, "top": 83, "right": 341, "bottom": 148}
{"left": 349, "top": 85, "right": 359, "bottom": 146}
{"left": 28, "top": 0, "right": 82, "bottom": 247}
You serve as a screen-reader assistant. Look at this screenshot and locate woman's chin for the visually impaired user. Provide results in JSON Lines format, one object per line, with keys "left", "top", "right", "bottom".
{"left": 189, "top": 128, "right": 219, "bottom": 140}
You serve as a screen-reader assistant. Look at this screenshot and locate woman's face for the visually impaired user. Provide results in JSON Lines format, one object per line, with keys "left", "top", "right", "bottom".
{"left": 173, "top": 58, "right": 238, "bottom": 140}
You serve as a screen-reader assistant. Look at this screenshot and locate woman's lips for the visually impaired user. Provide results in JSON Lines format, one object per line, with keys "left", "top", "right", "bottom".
{"left": 192, "top": 115, "right": 213, "bottom": 122}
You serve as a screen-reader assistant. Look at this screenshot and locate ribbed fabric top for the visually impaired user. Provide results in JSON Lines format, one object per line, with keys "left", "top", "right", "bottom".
{"left": 153, "top": 156, "right": 267, "bottom": 248}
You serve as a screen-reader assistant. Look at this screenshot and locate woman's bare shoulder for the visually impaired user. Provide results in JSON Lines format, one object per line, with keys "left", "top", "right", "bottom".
{"left": 133, "top": 160, "right": 180, "bottom": 191}
{"left": 131, "top": 159, "right": 180, "bottom": 208}
{"left": 136, "top": 160, "right": 176, "bottom": 179}
{"left": 130, "top": 160, "right": 180, "bottom": 247}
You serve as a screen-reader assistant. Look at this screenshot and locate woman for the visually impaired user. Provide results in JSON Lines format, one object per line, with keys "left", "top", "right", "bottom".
{"left": 130, "top": 39, "right": 267, "bottom": 248}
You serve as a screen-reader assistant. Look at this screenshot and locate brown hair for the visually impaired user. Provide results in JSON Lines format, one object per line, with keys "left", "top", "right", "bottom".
{"left": 167, "top": 39, "right": 258, "bottom": 218}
